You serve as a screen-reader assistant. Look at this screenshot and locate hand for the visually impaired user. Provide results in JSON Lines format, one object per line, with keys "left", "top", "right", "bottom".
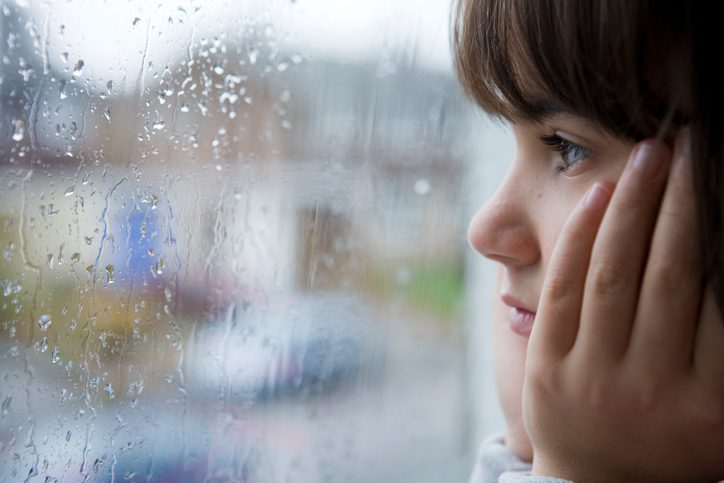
{"left": 525, "top": 131, "right": 724, "bottom": 482}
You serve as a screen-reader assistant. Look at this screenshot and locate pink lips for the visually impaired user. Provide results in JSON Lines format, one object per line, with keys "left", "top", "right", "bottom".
{"left": 501, "top": 294, "right": 536, "bottom": 337}
{"left": 507, "top": 307, "right": 536, "bottom": 337}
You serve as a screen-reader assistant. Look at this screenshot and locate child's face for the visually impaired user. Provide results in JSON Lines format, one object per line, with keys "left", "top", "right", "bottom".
{"left": 469, "top": 113, "right": 635, "bottom": 456}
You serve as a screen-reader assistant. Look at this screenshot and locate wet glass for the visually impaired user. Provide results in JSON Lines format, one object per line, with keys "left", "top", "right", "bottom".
{"left": 0, "top": 0, "right": 495, "bottom": 481}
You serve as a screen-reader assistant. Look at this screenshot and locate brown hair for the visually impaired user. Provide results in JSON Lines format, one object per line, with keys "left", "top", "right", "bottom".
{"left": 453, "top": 0, "right": 723, "bottom": 315}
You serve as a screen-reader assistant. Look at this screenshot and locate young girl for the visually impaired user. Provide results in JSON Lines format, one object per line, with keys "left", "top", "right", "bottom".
{"left": 454, "top": 1, "right": 724, "bottom": 481}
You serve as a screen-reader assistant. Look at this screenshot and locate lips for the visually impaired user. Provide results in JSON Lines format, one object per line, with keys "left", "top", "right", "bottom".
{"left": 500, "top": 294, "right": 536, "bottom": 337}
{"left": 507, "top": 307, "right": 536, "bottom": 337}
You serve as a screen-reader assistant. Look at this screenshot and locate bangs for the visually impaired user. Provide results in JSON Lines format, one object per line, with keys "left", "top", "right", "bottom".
{"left": 452, "top": 0, "right": 690, "bottom": 140}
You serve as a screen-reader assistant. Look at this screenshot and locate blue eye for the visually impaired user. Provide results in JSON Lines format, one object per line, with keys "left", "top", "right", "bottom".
{"left": 540, "top": 134, "right": 592, "bottom": 173}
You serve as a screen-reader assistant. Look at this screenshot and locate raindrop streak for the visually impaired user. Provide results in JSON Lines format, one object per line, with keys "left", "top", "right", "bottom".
{"left": 11, "top": 119, "right": 25, "bottom": 141}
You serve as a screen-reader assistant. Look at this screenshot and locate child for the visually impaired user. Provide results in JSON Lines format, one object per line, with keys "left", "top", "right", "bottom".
{"left": 454, "top": 1, "right": 724, "bottom": 481}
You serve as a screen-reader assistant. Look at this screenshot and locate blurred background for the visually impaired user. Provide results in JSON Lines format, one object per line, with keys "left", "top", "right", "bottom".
{"left": 0, "top": 0, "right": 515, "bottom": 481}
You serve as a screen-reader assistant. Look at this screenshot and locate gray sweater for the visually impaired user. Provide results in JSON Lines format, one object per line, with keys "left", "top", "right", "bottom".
{"left": 468, "top": 434, "right": 572, "bottom": 483}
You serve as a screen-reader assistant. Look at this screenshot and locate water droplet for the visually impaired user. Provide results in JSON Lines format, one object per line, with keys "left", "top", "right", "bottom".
{"left": 51, "top": 346, "right": 60, "bottom": 363}
{"left": 151, "top": 258, "right": 164, "bottom": 277}
{"left": 132, "top": 17, "right": 140, "bottom": 26}
{"left": 414, "top": 179, "right": 430, "bottom": 195}
{"left": 73, "top": 59, "right": 84, "bottom": 76}
{"left": 64, "top": 185, "right": 75, "bottom": 197}
{"left": 106, "top": 80, "right": 113, "bottom": 96}
{"left": 11, "top": 119, "right": 25, "bottom": 141}
{"left": 65, "top": 430, "right": 71, "bottom": 442}
{"left": 38, "top": 314, "right": 52, "bottom": 332}
{"left": 277, "top": 62, "right": 289, "bottom": 72}
{"left": 103, "top": 108, "right": 111, "bottom": 121}
{"left": 142, "top": 193, "right": 159, "bottom": 209}
{"left": 71, "top": 252, "right": 80, "bottom": 263}
{"left": 213, "top": 64, "right": 224, "bottom": 75}
{"left": 84, "top": 236, "right": 93, "bottom": 245}
{"left": 180, "top": 103, "right": 189, "bottom": 113}
{"left": 46, "top": 253, "right": 54, "bottom": 270}
{"left": 152, "top": 120, "right": 165, "bottom": 131}
{"left": 37, "top": 336, "right": 48, "bottom": 353}
{"left": 105, "top": 264, "right": 114, "bottom": 284}
{"left": 2, "top": 396, "right": 11, "bottom": 414}
{"left": 103, "top": 384, "right": 114, "bottom": 399}
{"left": 59, "top": 79, "right": 67, "bottom": 99}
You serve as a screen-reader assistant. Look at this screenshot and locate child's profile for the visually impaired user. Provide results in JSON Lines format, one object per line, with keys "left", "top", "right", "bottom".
{"left": 454, "top": 1, "right": 724, "bottom": 481}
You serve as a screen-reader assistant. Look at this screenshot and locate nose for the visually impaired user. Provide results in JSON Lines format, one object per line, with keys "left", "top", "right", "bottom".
{"left": 468, "top": 168, "right": 540, "bottom": 268}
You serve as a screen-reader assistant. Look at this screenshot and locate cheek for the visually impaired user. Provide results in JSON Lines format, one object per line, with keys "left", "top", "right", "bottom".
{"left": 535, "top": 166, "right": 624, "bottom": 269}
{"left": 530, "top": 188, "right": 581, "bottom": 270}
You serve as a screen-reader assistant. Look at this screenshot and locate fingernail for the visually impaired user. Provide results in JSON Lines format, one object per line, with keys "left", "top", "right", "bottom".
{"left": 584, "top": 182, "right": 611, "bottom": 209}
{"left": 632, "top": 142, "right": 664, "bottom": 177}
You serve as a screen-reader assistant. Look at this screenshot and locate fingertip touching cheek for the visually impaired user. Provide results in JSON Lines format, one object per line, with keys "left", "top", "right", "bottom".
{"left": 469, "top": 115, "right": 635, "bottom": 337}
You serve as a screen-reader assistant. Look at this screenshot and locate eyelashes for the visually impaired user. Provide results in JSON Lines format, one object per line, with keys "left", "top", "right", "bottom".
{"left": 540, "top": 134, "right": 592, "bottom": 174}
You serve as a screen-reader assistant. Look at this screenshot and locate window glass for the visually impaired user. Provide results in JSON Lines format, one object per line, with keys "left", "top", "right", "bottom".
{"left": 0, "top": 1, "right": 491, "bottom": 481}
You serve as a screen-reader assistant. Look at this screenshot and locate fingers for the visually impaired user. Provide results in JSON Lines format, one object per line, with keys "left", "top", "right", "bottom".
{"left": 694, "top": 287, "right": 724, "bottom": 383}
{"left": 629, "top": 130, "right": 703, "bottom": 373}
{"left": 576, "top": 141, "right": 672, "bottom": 361}
{"left": 531, "top": 182, "right": 612, "bottom": 360}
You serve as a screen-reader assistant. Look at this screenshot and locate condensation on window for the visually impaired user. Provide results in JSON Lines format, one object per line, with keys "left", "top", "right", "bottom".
{"left": 0, "top": 1, "right": 484, "bottom": 481}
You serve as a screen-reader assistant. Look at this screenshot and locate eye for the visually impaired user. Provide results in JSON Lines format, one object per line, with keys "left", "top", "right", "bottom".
{"left": 540, "top": 134, "right": 592, "bottom": 174}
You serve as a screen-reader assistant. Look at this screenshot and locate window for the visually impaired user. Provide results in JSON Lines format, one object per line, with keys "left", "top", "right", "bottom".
{"left": 0, "top": 1, "right": 505, "bottom": 481}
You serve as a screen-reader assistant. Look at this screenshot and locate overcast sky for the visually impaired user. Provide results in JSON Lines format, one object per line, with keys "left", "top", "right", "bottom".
{"left": 27, "top": 0, "right": 454, "bottom": 92}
